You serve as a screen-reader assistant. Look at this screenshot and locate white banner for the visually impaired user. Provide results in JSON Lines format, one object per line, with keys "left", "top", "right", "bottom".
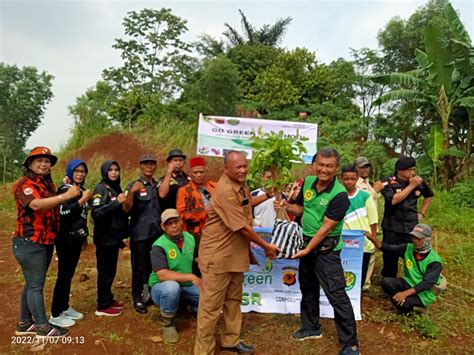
{"left": 242, "top": 228, "right": 365, "bottom": 320}
{"left": 197, "top": 114, "right": 318, "bottom": 164}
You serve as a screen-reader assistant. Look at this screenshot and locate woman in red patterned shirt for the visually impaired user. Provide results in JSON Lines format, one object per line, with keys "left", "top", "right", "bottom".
{"left": 12, "top": 147, "right": 80, "bottom": 340}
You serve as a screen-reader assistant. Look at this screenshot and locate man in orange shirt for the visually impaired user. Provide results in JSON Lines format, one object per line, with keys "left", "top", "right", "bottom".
{"left": 176, "top": 157, "right": 215, "bottom": 244}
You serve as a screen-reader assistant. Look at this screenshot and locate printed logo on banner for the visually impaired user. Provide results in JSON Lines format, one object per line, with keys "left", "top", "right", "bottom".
{"left": 198, "top": 147, "right": 210, "bottom": 154}
{"left": 344, "top": 271, "right": 357, "bottom": 291}
{"left": 260, "top": 259, "right": 273, "bottom": 273}
{"left": 343, "top": 239, "right": 361, "bottom": 249}
{"left": 282, "top": 266, "right": 297, "bottom": 286}
{"left": 227, "top": 119, "right": 240, "bottom": 125}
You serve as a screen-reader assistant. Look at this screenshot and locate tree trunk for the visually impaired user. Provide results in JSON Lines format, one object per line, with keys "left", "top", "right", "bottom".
{"left": 2, "top": 152, "right": 6, "bottom": 185}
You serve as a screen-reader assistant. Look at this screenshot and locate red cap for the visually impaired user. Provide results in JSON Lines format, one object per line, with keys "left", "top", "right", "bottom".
{"left": 189, "top": 157, "right": 206, "bottom": 169}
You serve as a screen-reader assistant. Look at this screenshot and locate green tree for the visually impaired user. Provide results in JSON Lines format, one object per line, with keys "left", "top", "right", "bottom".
{"left": 372, "top": 3, "right": 474, "bottom": 186}
{"left": 377, "top": 0, "right": 451, "bottom": 72}
{"left": 67, "top": 81, "right": 116, "bottom": 149}
{"left": 103, "top": 8, "right": 195, "bottom": 101}
{"left": 227, "top": 44, "right": 282, "bottom": 105}
{"left": 181, "top": 56, "right": 240, "bottom": 116}
{"left": 0, "top": 63, "right": 53, "bottom": 183}
{"left": 223, "top": 9, "right": 292, "bottom": 47}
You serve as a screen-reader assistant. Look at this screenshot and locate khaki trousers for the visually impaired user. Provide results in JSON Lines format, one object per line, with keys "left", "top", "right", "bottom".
{"left": 194, "top": 271, "right": 243, "bottom": 355}
{"left": 363, "top": 253, "right": 376, "bottom": 291}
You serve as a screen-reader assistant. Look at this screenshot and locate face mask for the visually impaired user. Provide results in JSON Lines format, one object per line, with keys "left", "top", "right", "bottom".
{"left": 414, "top": 236, "right": 432, "bottom": 254}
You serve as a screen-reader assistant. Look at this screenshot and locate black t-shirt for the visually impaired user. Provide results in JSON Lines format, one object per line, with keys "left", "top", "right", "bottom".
{"left": 158, "top": 172, "right": 189, "bottom": 210}
{"left": 381, "top": 175, "right": 434, "bottom": 233}
{"left": 126, "top": 177, "right": 161, "bottom": 242}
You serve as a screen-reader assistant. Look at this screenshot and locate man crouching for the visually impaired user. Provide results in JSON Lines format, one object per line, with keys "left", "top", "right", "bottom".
{"left": 149, "top": 209, "right": 200, "bottom": 343}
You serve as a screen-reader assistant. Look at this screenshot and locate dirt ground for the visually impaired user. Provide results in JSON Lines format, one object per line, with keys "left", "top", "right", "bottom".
{"left": 0, "top": 208, "right": 468, "bottom": 355}
{"left": 0, "top": 134, "right": 471, "bottom": 354}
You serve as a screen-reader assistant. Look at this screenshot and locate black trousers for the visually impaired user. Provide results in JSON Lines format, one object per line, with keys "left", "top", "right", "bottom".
{"left": 299, "top": 250, "right": 358, "bottom": 347}
{"left": 130, "top": 238, "right": 154, "bottom": 303}
{"left": 381, "top": 277, "right": 424, "bottom": 313}
{"left": 51, "top": 237, "right": 83, "bottom": 317}
{"left": 96, "top": 244, "right": 120, "bottom": 310}
{"left": 381, "top": 229, "right": 412, "bottom": 278}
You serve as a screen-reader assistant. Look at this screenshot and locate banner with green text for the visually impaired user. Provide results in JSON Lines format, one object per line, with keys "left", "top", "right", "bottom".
{"left": 242, "top": 228, "right": 364, "bottom": 320}
{"left": 197, "top": 114, "right": 318, "bottom": 164}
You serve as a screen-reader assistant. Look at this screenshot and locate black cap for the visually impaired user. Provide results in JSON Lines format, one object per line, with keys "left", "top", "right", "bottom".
{"left": 166, "top": 148, "right": 186, "bottom": 162}
{"left": 395, "top": 156, "right": 416, "bottom": 171}
{"left": 139, "top": 153, "right": 157, "bottom": 164}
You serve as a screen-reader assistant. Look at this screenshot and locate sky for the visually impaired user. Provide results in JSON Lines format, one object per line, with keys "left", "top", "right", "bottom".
{"left": 1, "top": 0, "right": 473, "bottom": 151}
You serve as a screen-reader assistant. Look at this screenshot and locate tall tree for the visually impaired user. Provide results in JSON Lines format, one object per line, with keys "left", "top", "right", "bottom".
{"left": 0, "top": 63, "right": 53, "bottom": 182}
{"left": 181, "top": 56, "right": 240, "bottom": 116}
{"left": 377, "top": 0, "right": 451, "bottom": 72}
{"left": 223, "top": 9, "right": 292, "bottom": 47}
{"left": 372, "top": 3, "right": 474, "bottom": 186}
{"left": 103, "top": 8, "right": 195, "bottom": 102}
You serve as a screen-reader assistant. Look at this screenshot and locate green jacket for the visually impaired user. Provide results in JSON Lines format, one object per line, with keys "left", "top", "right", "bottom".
{"left": 403, "top": 243, "right": 443, "bottom": 306}
{"left": 148, "top": 232, "right": 195, "bottom": 287}
{"left": 302, "top": 176, "right": 347, "bottom": 251}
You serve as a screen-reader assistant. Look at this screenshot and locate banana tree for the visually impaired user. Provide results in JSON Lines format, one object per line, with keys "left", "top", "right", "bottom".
{"left": 248, "top": 129, "right": 307, "bottom": 220}
{"left": 371, "top": 4, "right": 474, "bottom": 187}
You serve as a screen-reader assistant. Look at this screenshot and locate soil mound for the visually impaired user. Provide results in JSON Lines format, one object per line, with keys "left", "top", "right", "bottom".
{"left": 66, "top": 133, "right": 163, "bottom": 170}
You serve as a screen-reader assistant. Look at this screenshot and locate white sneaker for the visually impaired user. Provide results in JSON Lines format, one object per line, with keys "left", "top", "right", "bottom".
{"left": 63, "top": 306, "right": 84, "bottom": 320}
{"left": 49, "top": 313, "right": 76, "bottom": 327}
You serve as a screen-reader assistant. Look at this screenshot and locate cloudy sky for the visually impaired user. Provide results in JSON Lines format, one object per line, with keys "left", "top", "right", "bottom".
{"left": 1, "top": 0, "right": 473, "bottom": 151}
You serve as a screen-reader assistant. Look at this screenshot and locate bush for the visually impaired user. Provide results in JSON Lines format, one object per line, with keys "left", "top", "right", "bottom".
{"left": 449, "top": 178, "right": 474, "bottom": 208}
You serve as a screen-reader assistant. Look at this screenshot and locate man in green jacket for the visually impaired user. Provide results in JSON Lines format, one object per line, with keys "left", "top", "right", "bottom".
{"left": 365, "top": 223, "right": 443, "bottom": 313}
{"left": 276, "top": 148, "right": 359, "bottom": 355}
{"left": 149, "top": 209, "right": 200, "bottom": 343}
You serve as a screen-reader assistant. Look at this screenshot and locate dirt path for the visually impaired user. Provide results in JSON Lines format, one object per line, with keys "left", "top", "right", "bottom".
{"left": 0, "top": 209, "right": 470, "bottom": 354}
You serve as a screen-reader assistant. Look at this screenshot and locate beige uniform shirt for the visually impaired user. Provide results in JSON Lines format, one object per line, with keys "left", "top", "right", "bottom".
{"left": 356, "top": 177, "right": 380, "bottom": 201}
{"left": 198, "top": 173, "right": 253, "bottom": 273}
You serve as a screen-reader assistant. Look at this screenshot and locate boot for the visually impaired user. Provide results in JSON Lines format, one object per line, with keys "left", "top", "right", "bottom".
{"left": 161, "top": 311, "right": 179, "bottom": 343}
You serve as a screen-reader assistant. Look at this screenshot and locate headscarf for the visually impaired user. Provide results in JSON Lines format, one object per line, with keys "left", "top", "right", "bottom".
{"left": 65, "top": 159, "right": 88, "bottom": 187}
{"left": 100, "top": 160, "right": 122, "bottom": 193}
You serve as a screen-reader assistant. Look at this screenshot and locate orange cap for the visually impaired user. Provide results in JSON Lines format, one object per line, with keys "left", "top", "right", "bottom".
{"left": 23, "top": 146, "right": 58, "bottom": 167}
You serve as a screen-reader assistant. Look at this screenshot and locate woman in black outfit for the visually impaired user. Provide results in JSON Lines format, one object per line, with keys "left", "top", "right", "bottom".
{"left": 50, "top": 159, "right": 92, "bottom": 327}
{"left": 91, "top": 160, "right": 129, "bottom": 316}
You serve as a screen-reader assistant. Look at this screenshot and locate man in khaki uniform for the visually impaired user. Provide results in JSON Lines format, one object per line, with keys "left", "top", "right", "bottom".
{"left": 354, "top": 156, "right": 384, "bottom": 292}
{"left": 194, "top": 151, "right": 279, "bottom": 355}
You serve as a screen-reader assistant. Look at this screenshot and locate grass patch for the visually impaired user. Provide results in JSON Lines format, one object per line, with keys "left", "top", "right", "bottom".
{"left": 92, "top": 328, "right": 124, "bottom": 342}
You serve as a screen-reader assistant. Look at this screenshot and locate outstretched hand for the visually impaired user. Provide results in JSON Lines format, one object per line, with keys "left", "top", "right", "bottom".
{"left": 291, "top": 248, "right": 310, "bottom": 259}
{"left": 265, "top": 243, "right": 281, "bottom": 259}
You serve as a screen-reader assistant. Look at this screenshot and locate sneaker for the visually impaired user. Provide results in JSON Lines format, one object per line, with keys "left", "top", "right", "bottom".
{"left": 111, "top": 300, "right": 125, "bottom": 310}
{"left": 95, "top": 307, "right": 122, "bottom": 317}
{"left": 63, "top": 307, "right": 83, "bottom": 320}
{"left": 36, "top": 324, "right": 69, "bottom": 339}
{"left": 291, "top": 328, "right": 322, "bottom": 341}
{"left": 339, "top": 345, "right": 360, "bottom": 355}
{"left": 15, "top": 321, "right": 37, "bottom": 335}
{"left": 133, "top": 301, "right": 148, "bottom": 314}
{"left": 49, "top": 313, "right": 76, "bottom": 327}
